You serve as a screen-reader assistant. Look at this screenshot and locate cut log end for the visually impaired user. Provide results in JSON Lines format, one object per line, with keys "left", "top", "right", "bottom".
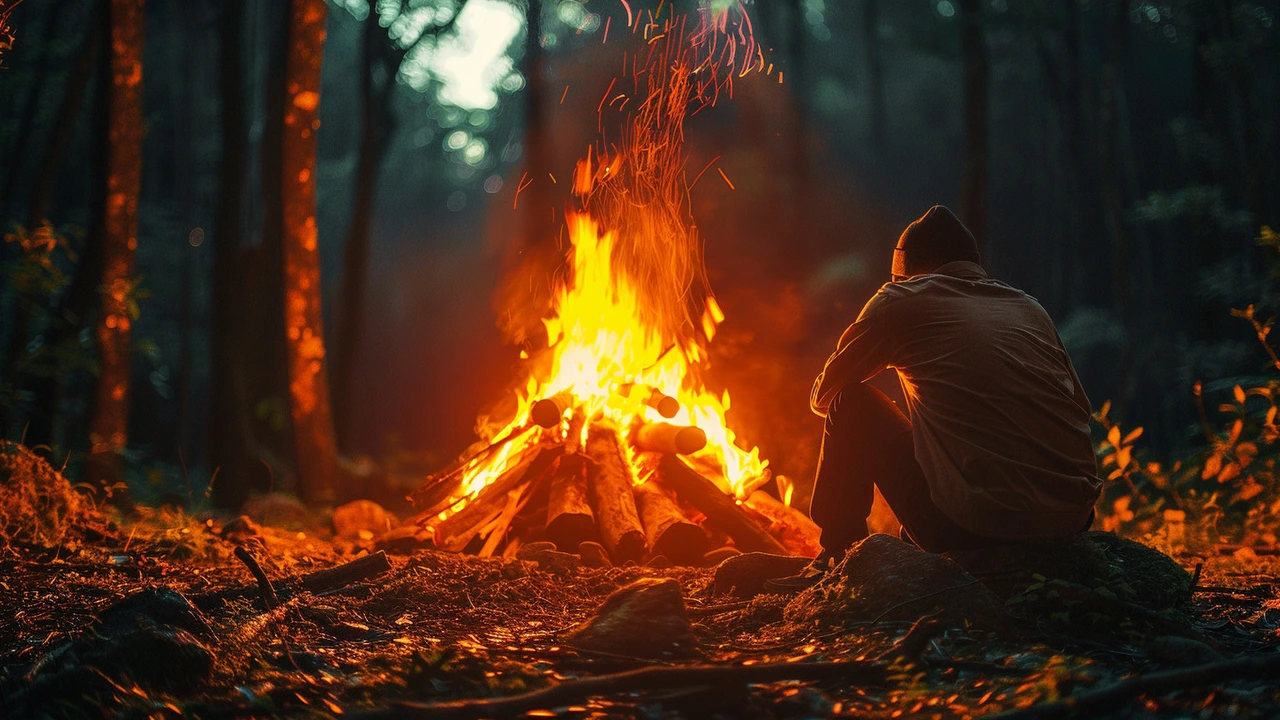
{"left": 633, "top": 422, "right": 707, "bottom": 455}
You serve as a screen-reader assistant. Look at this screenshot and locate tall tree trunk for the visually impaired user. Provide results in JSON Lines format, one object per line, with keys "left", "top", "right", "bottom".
{"left": 520, "top": 0, "right": 549, "bottom": 253}
{"left": 1098, "top": 0, "right": 1135, "bottom": 414}
{"left": 863, "top": 0, "right": 885, "bottom": 152}
{"left": 957, "top": 0, "right": 988, "bottom": 257}
{"left": 209, "top": 0, "right": 256, "bottom": 508}
{"left": 333, "top": 15, "right": 402, "bottom": 453}
{"left": 85, "top": 0, "right": 145, "bottom": 503}
{"left": 280, "top": 0, "right": 338, "bottom": 504}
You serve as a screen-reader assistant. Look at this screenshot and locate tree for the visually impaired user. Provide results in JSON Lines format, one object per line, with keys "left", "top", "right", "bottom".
{"left": 957, "top": 0, "right": 988, "bottom": 256}
{"left": 332, "top": 11, "right": 407, "bottom": 451}
{"left": 209, "top": 0, "right": 255, "bottom": 508}
{"left": 85, "top": 0, "right": 145, "bottom": 502}
{"left": 280, "top": 0, "right": 339, "bottom": 504}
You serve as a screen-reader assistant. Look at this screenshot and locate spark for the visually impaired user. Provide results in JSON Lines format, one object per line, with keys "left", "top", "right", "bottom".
{"left": 513, "top": 171, "right": 533, "bottom": 209}
{"left": 717, "top": 167, "right": 735, "bottom": 190}
{"left": 560, "top": 84, "right": 569, "bottom": 104}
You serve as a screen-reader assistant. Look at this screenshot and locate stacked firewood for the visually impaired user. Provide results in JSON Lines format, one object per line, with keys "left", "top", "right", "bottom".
{"left": 408, "top": 394, "right": 820, "bottom": 566}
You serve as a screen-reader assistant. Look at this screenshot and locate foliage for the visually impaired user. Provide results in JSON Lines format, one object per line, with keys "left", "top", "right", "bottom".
{"left": 1, "top": 223, "right": 97, "bottom": 421}
{"left": 0, "top": 0, "right": 20, "bottom": 69}
{"left": 1097, "top": 226, "right": 1280, "bottom": 551}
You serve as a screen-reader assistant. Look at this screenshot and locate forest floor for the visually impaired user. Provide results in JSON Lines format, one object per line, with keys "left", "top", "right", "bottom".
{"left": 3, "top": 445, "right": 1280, "bottom": 718}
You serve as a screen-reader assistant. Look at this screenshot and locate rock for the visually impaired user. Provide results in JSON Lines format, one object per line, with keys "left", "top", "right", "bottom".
{"left": 1146, "top": 635, "right": 1223, "bottom": 668}
{"left": 646, "top": 555, "right": 673, "bottom": 569}
{"left": 97, "top": 587, "right": 212, "bottom": 639}
{"left": 517, "top": 544, "right": 580, "bottom": 572}
{"left": 332, "top": 499, "right": 396, "bottom": 539}
{"left": 241, "top": 493, "right": 312, "bottom": 530}
{"left": 945, "top": 531, "right": 1192, "bottom": 610}
{"left": 713, "top": 552, "right": 812, "bottom": 598}
{"left": 784, "top": 534, "right": 1008, "bottom": 631}
{"left": 82, "top": 626, "right": 214, "bottom": 692}
{"left": 219, "top": 515, "right": 262, "bottom": 541}
{"left": 567, "top": 578, "right": 700, "bottom": 659}
{"left": 375, "top": 525, "right": 432, "bottom": 554}
{"left": 702, "top": 546, "right": 741, "bottom": 565}
{"left": 578, "top": 541, "right": 612, "bottom": 568}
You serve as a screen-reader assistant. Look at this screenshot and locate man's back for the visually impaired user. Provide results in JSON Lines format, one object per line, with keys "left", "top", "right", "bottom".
{"left": 813, "top": 260, "right": 1101, "bottom": 539}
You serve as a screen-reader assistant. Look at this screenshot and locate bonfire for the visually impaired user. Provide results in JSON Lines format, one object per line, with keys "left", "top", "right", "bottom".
{"left": 407, "top": 3, "right": 819, "bottom": 565}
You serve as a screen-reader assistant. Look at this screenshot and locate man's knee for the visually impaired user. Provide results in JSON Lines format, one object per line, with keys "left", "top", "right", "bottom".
{"left": 826, "top": 383, "right": 905, "bottom": 436}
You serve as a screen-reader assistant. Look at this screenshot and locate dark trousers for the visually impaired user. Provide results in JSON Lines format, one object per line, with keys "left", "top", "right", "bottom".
{"left": 810, "top": 384, "right": 997, "bottom": 555}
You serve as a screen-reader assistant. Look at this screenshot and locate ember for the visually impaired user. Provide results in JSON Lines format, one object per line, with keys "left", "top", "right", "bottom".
{"left": 408, "top": 2, "right": 818, "bottom": 565}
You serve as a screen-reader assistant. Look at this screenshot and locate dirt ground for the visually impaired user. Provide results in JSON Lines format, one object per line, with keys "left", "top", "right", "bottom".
{"left": 2, "top": 497, "right": 1280, "bottom": 719}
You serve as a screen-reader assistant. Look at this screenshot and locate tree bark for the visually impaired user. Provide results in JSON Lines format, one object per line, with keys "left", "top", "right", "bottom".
{"left": 85, "top": 0, "right": 145, "bottom": 504}
{"left": 280, "top": 0, "right": 339, "bottom": 504}
{"left": 957, "top": 0, "right": 988, "bottom": 257}
{"left": 584, "top": 425, "right": 646, "bottom": 564}
{"left": 209, "top": 0, "right": 255, "bottom": 508}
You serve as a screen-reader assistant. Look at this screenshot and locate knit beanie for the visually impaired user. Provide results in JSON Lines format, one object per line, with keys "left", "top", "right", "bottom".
{"left": 891, "top": 205, "right": 980, "bottom": 278}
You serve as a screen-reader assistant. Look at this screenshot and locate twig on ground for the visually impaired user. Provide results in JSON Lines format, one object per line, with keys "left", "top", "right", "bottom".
{"left": 878, "top": 616, "right": 946, "bottom": 663}
{"left": 301, "top": 551, "right": 393, "bottom": 593}
{"left": 983, "top": 653, "right": 1280, "bottom": 720}
{"left": 353, "top": 659, "right": 890, "bottom": 720}
{"left": 234, "top": 546, "right": 278, "bottom": 609}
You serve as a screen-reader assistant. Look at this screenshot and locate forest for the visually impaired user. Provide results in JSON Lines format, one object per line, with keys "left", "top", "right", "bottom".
{"left": 2, "top": 0, "right": 1280, "bottom": 717}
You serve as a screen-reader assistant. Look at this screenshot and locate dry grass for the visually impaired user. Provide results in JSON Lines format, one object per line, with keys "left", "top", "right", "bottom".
{"left": 0, "top": 440, "right": 99, "bottom": 550}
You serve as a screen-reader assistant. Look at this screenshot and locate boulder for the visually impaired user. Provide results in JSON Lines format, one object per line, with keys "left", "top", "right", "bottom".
{"left": 944, "top": 531, "right": 1192, "bottom": 610}
{"left": 713, "top": 552, "right": 812, "bottom": 598}
{"left": 578, "top": 541, "right": 612, "bottom": 568}
{"left": 784, "top": 534, "right": 1008, "bottom": 631}
{"left": 332, "top": 499, "right": 396, "bottom": 539}
{"left": 241, "top": 493, "right": 312, "bottom": 530}
{"left": 567, "top": 578, "right": 699, "bottom": 658}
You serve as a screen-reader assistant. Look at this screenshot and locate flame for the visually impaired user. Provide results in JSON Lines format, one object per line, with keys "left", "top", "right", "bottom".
{"left": 434, "top": 2, "right": 766, "bottom": 525}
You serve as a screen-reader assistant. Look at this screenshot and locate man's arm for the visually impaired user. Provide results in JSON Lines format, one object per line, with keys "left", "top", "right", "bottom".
{"left": 810, "top": 290, "right": 897, "bottom": 417}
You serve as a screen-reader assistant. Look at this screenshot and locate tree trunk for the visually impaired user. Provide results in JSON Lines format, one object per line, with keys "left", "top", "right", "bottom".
{"left": 786, "top": 0, "right": 812, "bottom": 260}
{"left": 333, "top": 14, "right": 403, "bottom": 452}
{"left": 209, "top": 0, "right": 255, "bottom": 509}
{"left": 957, "top": 0, "right": 988, "bottom": 257}
{"left": 1098, "top": 0, "right": 1135, "bottom": 414}
{"left": 85, "top": 0, "right": 145, "bottom": 504}
{"left": 280, "top": 0, "right": 339, "bottom": 504}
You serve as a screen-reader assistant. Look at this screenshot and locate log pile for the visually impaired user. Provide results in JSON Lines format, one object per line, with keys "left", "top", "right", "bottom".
{"left": 408, "top": 391, "right": 821, "bottom": 566}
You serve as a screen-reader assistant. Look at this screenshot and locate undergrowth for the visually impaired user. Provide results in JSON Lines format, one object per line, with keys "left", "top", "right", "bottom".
{"left": 1096, "top": 225, "right": 1280, "bottom": 554}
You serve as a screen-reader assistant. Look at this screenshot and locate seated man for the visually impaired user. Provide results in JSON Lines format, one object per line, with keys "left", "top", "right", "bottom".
{"left": 809, "top": 205, "right": 1101, "bottom": 557}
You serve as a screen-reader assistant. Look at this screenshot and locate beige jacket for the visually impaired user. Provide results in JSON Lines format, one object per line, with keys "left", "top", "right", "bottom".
{"left": 811, "top": 261, "right": 1101, "bottom": 539}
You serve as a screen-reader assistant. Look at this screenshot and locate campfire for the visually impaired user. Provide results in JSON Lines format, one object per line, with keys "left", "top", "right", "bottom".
{"left": 407, "top": 4, "right": 819, "bottom": 566}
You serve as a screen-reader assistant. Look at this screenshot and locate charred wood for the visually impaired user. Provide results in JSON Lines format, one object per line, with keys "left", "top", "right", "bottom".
{"left": 633, "top": 472, "right": 708, "bottom": 565}
{"left": 657, "top": 455, "right": 786, "bottom": 555}
{"left": 545, "top": 454, "right": 597, "bottom": 551}
{"left": 585, "top": 425, "right": 646, "bottom": 564}
{"left": 432, "top": 447, "right": 557, "bottom": 552}
{"left": 300, "top": 550, "right": 392, "bottom": 593}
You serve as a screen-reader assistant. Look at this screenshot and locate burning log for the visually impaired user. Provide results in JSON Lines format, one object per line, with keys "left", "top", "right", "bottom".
{"left": 409, "top": 424, "right": 536, "bottom": 517}
{"left": 657, "top": 454, "right": 787, "bottom": 555}
{"left": 432, "top": 448, "right": 558, "bottom": 552}
{"left": 742, "top": 490, "right": 822, "bottom": 558}
{"left": 634, "top": 472, "right": 708, "bottom": 565}
{"left": 632, "top": 422, "right": 707, "bottom": 455}
{"left": 618, "top": 383, "right": 680, "bottom": 418}
{"left": 585, "top": 425, "right": 646, "bottom": 564}
{"left": 545, "top": 454, "right": 597, "bottom": 551}
{"left": 531, "top": 391, "right": 573, "bottom": 428}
